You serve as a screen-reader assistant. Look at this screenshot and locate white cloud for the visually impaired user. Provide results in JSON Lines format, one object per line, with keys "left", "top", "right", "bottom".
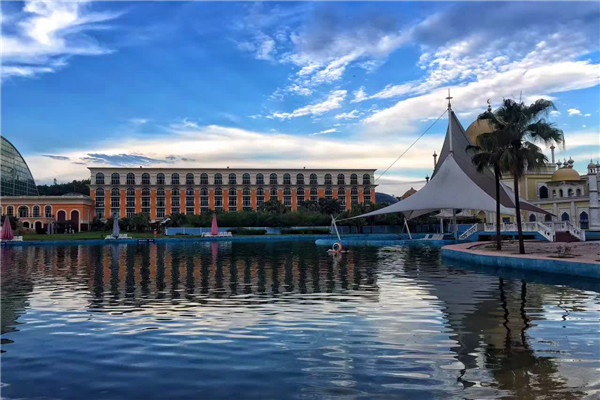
{"left": 550, "top": 110, "right": 561, "bottom": 116}
{"left": 351, "top": 87, "right": 368, "bottom": 103}
{"left": 286, "top": 84, "right": 312, "bottom": 96}
{"left": 311, "top": 128, "right": 336, "bottom": 136}
{"left": 269, "top": 89, "right": 347, "bottom": 119}
{"left": 2, "top": 0, "right": 122, "bottom": 78}
{"left": 334, "top": 110, "right": 360, "bottom": 120}
{"left": 584, "top": 113, "right": 591, "bottom": 117}
{"left": 567, "top": 108, "right": 582, "bottom": 116}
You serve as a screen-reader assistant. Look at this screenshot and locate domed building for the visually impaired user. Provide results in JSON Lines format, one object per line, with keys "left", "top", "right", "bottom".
{"left": 1, "top": 137, "right": 38, "bottom": 196}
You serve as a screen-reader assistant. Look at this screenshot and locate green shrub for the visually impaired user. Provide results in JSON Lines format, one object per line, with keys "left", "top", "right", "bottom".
{"left": 227, "top": 228, "right": 267, "bottom": 235}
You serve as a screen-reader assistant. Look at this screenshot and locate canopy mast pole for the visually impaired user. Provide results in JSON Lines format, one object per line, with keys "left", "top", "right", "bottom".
{"left": 452, "top": 209, "right": 458, "bottom": 240}
{"left": 447, "top": 89, "right": 457, "bottom": 240}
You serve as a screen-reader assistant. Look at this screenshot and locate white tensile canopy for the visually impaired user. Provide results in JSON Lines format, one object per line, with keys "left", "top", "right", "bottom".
{"left": 347, "top": 107, "right": 550, "bottom": 228}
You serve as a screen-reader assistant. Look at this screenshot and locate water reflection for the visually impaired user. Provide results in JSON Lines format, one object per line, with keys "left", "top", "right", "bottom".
{"left": 1, "top": 243, "right": 598, "bottom": 400}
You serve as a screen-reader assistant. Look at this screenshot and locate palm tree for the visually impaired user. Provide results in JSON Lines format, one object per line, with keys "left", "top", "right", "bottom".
{"left": 478, "top": 99, "right": 564, "bottom": 254}
{"left": 467, "top": 130, "right": 507, "bottom": 251}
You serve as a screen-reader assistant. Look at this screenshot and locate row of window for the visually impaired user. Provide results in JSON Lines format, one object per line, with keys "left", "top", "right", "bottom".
{"left": 95, "top": 172, "right": 372, "bottom": 186}
{"left": 4, "top": 205, "right": 53, "bottom": 218}
{"left": 539, "top": 186, "right": 584, "bottom": 199}
{"left": 529, "top": 211, "right": 590, "bottom": 229}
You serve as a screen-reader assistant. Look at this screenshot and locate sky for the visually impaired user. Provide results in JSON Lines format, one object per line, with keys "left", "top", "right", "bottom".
{"left": 2, "top": 1, "right": 599, "bottom": 196}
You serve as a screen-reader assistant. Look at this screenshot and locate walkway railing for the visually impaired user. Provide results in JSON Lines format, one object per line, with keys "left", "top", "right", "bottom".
{"left": 459, "top": 223, "right": 478, "bottom": 240}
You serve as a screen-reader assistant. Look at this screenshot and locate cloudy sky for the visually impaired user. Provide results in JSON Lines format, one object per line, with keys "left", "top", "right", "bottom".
{"left": 2, "top": 1, "right": 599, "bottom": 196}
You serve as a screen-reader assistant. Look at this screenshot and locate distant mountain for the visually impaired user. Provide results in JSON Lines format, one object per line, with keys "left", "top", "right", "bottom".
{"left": 375, "top": 192, "right": 399, "bottom": 204}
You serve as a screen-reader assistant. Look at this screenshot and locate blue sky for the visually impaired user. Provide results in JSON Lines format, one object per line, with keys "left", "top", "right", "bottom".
{"left": 2, "top": 1, "right": 599, "bottom": 196}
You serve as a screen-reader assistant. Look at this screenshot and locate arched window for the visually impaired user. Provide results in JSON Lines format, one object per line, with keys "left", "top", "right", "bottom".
{"left": 6, "top": 206, "right": 13, "bottom": 217}
{"left": 33, "top": 205, "right": 40, "bottom": 217}
{"left": 580, "top": 211, "right": 589, "bottom": 229}
{"left": 256, "top": 187, "right": 265, "bottom": 209}
{"left": 539, "top": 186, "right": 548, "bottom": 199}
{"left": 324, "top": 174, "right": 332, "bottom": 185}
{"left": 270, "top": 187, "right": 278, "bottom": 197}
{"left": 552, "top": 190, "right": 557, "bottom": 198}
{"left": 296, "top": 173, "right": 304, "bottom": 185}
{"left": 228, "top": 173, "right": 237, "bottom": 185}
{"left": 338, "top": 187, "right": 346, "bottom": 206}
{"left": 567, "top": 188, "right": 573, "bottom": 197}
{"left": 95, "top": 188, "right": 105, "bottom": 217}
{"left": 544, "top": 214, "right": 552, "bottom": 222}
{"left": 111, "top": 188, "right": 121, "bottom": 217}
{"left": 156, "top": 187, "right": 166, "bottom": 218}
{"left": 528, "top": 214, "right": 536, "bottom": 222}
{"left": 559, "top": 189, "right": 563, "bottom": 198}
{"left": 364, "top": 187, "right": 371, "bottom": 205}
{"left": 363, "top": 174, "right": 371, "bottom": 185}
{"left": 157, "top": 173, "right": 165, "bottom": 185}
{"left": 185, "top": 187, "right": 195, "bottom": 214}
{"left": 283, "top": 187, "right": 292, "bottom": 207}
{"left": 141, "top": 173, "right": 150, "bottom": 185}
{"left": 126, "top": 173, "right": 136, "bottom": 185}
{"left": 337, "top": 174, "right": 345, "bottom": 185}
{"left": 45, "top": 205, "right": 52, "bottom": 218}
{"left": 214, "top": 187, "right": 223, "bottom": 210}
{"left": 269, "top": 173, "right": 278, "bottom": 185}
{"left": 283, "top": 173, "right": 291, "bottom": 185}
{"left": 126, "top": 187, "right": 136, "bottom": 217}
{"left": 561, "top": 212, "right": 570, "bottom": 221}
{"left": 214, "top": 173, "right": 223, "bottom": 185}
{"left": 242, "top": 187, "right": 252, "bottom": 210}
{"left": 18, "top": 206, "right": 29, "bottom": 218}
{"left": 350, "top": 174, "right": 358, "bottom": 185}
{"left": 171, "top": 187, "right": 180, "bottom": 215}
{"left": 111, "top": 173, "right": 120, "bottom": 185}
{"left": 310, "top": 187, "right": 318, "bottom": 202}
{"left": 186, "top": 173, "right": 194, "bottom": 185}
{"left": 141, "top": 188, "right": 151, "bottom": 216}
{"left": 200, "top": 173, "right": 209, "bottom": 185}
{"left": 243, "top": 173, "right": 251, "bottom": 185}
{"left": 171, "top": 173, "right": 180, "bottom": 185}
{"left": 95, "top": 172, "right": 104, "bottom": 185}
{"left": 350, "top": 187, "right": 359, "bottom": 205}
{"left": 296, "top": 187, "right": 304, "bottom": 204}
{"left": 228, "top": 187, "right": 237, "bottom": 210}
{"left": 200, "top": 187, "right": 209, "bottom": 213}
{"left": 256, "top": 173, "right": 264, "bottom": 185}
{"left": 310, "top": 173, "right": 318, "bottom": 185}
{"left": 576, "top": 188, "right": 582, "bottom": 196}
{"left": 200, "top": 187, "right": 209, "bottom": 196}
{"left": 324, "top": 187, "right": 333, "bottom": 199}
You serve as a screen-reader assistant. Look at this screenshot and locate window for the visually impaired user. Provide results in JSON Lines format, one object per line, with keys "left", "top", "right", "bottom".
{"left": 351, "top": 187, "right": 359, "bottom": 205}
{"left": 6, "top": 206, "right": 13, "bottom": 217}
{"left": 552, "top": 190, "right": 557, "bottom": 198}
{"left": 256, "top": 173, "right": 264, "bottom": 185}
{"left": 95, "top": 188, "right": 105, "bottom": 214}
{"left": 363, "top": 174, "right": 371, "bottom": 185}
{"left": 528, "top": 214, "right": 536, "bottom": 222}
{"left": 228, "top": 173, "right": 237, "bottom": 185}
{"left": 337, "top": 174, "right": 345, "bottom": 185}
{"left": 324, "top": 174, "right": 332, "bottom": 185}
{"left": 142, "top": 173, "right": 150, "bottom": 185}
{"left": 559, "top": 189, "right": 563, "bottom": 198}
{"left": 580, "top": 211, "right": 589, "bottom": 229}
{"left": 111, "top": 173, "right": 120, "bottom": 185}
{"left": 539, "top": 186, "right": 548, "bottom": 199}
{"left": 156, "top": 188, "right": 165, "bottom": 218}
{"left": 33, "top": 205, "right": 40, "bottom": 217}
{"left": 126, "top": 173, "right": 135, "bottom": 185}
{"left": 228, "top": 187, "right": 237, "bottom": 209}
{"left": 296, "top": 187, "right": 304, "bottom": 204}
{"left": 242, "top": 173, "right": 251, "bottom": 185}
{"left": 310, "top": 173, "right": 318, "bottom": 185}
{"left": 141, "top": 188, "right": 151, "bottom": 215}
{"left": 544, "top": 214, "right": 553, "bottom": 222}
{"left": 200, "top": 173, "right": 209, "bottom": 185}
{"left": 324, "top": 187, "right": 333, "bottom": 200}
{"left": 270, "top": 187, "right": 278, "bottom": 198}
{"left": 561, "top": 212, "right": 570, "bottom": 221}
{"left": 283, "top": 187, "right": 292, "bottom": 207}
{"left": 214, "top": 173, "right": 223, "bottom": 185}
{"left": 171, "top": 173, "right": 180, "bottom": 185}
{"left": 18, "top": 206, "right": 29, "bottom": 218}
{"left": 364, "top": 187, "right": 371, "bottom": 205}
{"left": 111, "top": 188, "right": 121, "bottom": 207}
{"left": 283, "top": 173, "right": 291, "bottom": 185}
{"left": 338, "top": 187, "right": 346, "bottom": 207}
{"left": 296, "top": 173, "right": 304, "bottom": 185}
{"left": 270, "top": 173, "right": 278, "bottom": 185}
{"left": 567, "top": 188, "right": 573, "bottom": 197}
{"left": 185, "top": 188, "right": 195, "bottom": 214}
{"left": 243, "top": 187, "right": 252, "bottom": 210}
{"left": 126, "top": 188, "right": 136, "bottom": 217}
{"left": 576, "top": 188, "right": 582, "bottom": 196}
{"left": 171, "top": 188, "right": 180, "bottom": 215}
{"left": 186, "top": 173, "right": 194, "bottom": 185}
{"left": 200, "top": 187, "right": 209, "bottom": 213}
{"left": 96, "top": 172, "right": 104, "bottom": 185}
{"left": 157, "top": 173, "right": 165, "bottom": 185}
{"left": 310, "top": 187, "right": 318, "bottom": 202}
{"left": 214, "top": 188, "right": 223, "bottom": 210}
{"left": 45, "top": 205, "right": 52, "bottom": 218}
{"left": 350, "top": 174, "right": 358, "bottom": 185}
{"left": 256, "top": 187, "right": 265, "bottom": 209}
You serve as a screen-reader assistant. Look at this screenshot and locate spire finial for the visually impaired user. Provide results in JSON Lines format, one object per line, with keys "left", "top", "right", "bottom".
{"left": 486, "top": 98, "right": 492, "bottom": 113}
{"left": 446, "top": 89, "right": 453, "bottom": 110}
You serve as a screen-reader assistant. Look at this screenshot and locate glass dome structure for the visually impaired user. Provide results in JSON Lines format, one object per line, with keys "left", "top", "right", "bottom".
{"left": 1, "top": 136, "right": 38, "bottom": 196}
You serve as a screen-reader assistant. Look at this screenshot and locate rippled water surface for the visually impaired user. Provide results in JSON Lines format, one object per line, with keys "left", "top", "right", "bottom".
{"left": 2, "top": 241, "right": 599, "bottom": 399}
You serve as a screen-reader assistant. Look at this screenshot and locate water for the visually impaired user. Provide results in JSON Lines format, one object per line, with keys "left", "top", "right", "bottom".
{"left": 1, "top": 241, "right": 599, "bottom": 399}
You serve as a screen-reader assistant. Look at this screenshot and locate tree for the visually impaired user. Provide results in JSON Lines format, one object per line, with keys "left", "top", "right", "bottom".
{"left": 479, "top": 99, "right": 564, "bottom": 254}
{"left": 467, "top": 130, "right": 507, "bottom": 251}
{"left": 263, "top": 199, "right": 287, "bottom": 214}
{"left": 318, "top": 198, "right": 341, "bottom": 215}
{"left": 131, "top": 213, "right": 151, "bottom": 232}
{"left": 298, "top": 200, "right": 319, "bottom": 212}
{"left": 37, "top": 179, "right": 91, "bottom": 196}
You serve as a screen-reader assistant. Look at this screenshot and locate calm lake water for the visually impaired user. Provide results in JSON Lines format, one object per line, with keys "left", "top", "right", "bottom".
{"left": 1, "top": 241, "right": 599, "bottom": 400}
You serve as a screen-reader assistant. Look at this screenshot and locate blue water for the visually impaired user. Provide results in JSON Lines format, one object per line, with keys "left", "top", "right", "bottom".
{"left": 1, "top": 241, "right": 599, "bottom": 399}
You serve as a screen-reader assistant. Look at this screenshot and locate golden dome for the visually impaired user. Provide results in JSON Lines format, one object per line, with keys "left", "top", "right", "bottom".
{"left": 465, "top": 119, "right": 494, "bottom": 144}
{"left": 401, "top": 187, "right": 417, "bottom": 200}
{"left": 551, "top": 167, "right": 581, "bottom": 181}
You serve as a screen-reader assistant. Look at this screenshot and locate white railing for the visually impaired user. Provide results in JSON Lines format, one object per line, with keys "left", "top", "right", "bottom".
{"left": 550, "top": 221, "right": 585, "bottom": 241}
{"left": 483, "top": 222, "right": 555, "bottom": 242}
{"left": 459, "top": 223, "right": 479, "bottom": 240}
{"left": 534, "top": 221, "right": 555, "bottom": 242}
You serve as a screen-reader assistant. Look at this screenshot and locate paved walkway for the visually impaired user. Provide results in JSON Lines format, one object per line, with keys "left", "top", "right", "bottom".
{"left": 444, "top": 241, "right": 600, "bottom": 265}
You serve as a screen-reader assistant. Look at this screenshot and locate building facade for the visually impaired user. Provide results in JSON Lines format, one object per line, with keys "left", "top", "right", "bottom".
{"left": 88, "top": 168, "right": 377, "bottom": 221}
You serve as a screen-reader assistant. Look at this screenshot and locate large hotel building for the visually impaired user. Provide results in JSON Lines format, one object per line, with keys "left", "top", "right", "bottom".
{"left": 88, "top": 168, "right": 377, "bottom": 220}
